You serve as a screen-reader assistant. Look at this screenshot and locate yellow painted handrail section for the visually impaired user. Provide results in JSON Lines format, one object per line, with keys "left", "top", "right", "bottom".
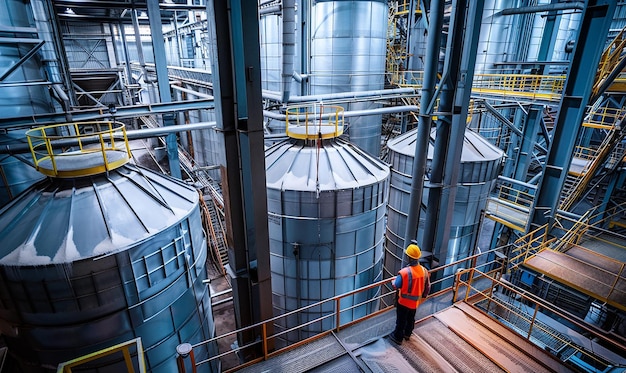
{"left": 285, "top": 104, "right": 344, "bottom": 140}
{"left": 26, "top": 120, "right": 132, "bottom": 178}
{"left": 56, "top": 337, "right": 146, "bottom": 373}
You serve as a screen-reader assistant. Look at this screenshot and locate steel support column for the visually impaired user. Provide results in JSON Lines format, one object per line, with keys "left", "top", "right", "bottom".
{"left": 531, "top": 0, "right": 617, "bottom": 229}
{"left": 207, "top": 0, "right": 273, "bottom": 360}
{"left": 402, "top": 0, "right": 444, "bottom": 267}
{"left": 515, "top": 104, "right": 542, "bottom": 182}
{"left": 421, "top": 0, "right": 467, "bottom": 267}
{"left": 435, "top": 0, "right": 484, "bottom": 268}
{"left": 146, "top": 0, "right": 182, "bottom": 178}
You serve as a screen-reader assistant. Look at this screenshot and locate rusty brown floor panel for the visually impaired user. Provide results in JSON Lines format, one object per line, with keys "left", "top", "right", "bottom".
{"left": 453, "top": 301, "right": 574, "bottom": 373}
{"left": 434, "top": 305, "right": 568, "bottom": 373}
{"left": 524, "top": 248, "right": 626, "bottom": 311}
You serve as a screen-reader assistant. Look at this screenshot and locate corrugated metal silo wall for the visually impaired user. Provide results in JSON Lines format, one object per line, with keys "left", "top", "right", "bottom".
{"left": 266, "top": 139, "right": 389, "bottom": 345}
{"left": 260, "top": 12, "right": 282, "bottom": 93}
{"left": 385, "top": 131, "right": 502, "bottom": 282}
{"left": 0, "top": 196, "right": 217, "bottom": 372}
{"left": 476, "top": 0, "right": 522, "bottom": 74}
{"left": 310, "top": 0, "right": 388, "bottom": 156}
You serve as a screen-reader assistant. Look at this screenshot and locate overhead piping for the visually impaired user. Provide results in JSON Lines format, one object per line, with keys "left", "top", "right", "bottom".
{"left": 263, "top": 105, "right": 418, "bottom": 121}
{"left": 0, "top": 121, "right": 218, "bottom": 155}
{"left": 262, "top": 87, "right": 416, "bottom": 103}
{"left": 500, "top": 2, "right": 584, "bottom": 15}
{"left": 282, "top": 0, "right": 296, "bottom": 103}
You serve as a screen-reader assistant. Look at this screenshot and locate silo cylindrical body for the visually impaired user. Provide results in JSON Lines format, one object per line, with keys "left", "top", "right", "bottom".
{"left": 0, "top": 164, "right": 217, "bottom": 373}
{"left": 476, "top": 0, "right": 522, "bottom": 74}
{"left": 310, "top": 0, "right": 388, "bottom": 156}
{"left": 265, "top": 109, "right": 389, "bottom": 344}
{"left": 385, "top": 128, "right": 504, "bottom": 279}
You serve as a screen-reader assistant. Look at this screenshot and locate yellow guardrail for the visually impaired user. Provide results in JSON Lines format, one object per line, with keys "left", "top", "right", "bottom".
{"left": 57, "top": 337, "right": 146, "bottom": 373}
{"left": 471, "top": 73, "right": 565, "bottom": 101}
{"left": 285, "top": 104, "right": 344, "bottom": 140}
{"left": 582, "top": 106, "right": 625, "bottom": 130}
{"left": 387, "top": 71, "right": 565, "bottom": 101}
{"left": 26, "top": 120, "right": 131, "bottom": 178}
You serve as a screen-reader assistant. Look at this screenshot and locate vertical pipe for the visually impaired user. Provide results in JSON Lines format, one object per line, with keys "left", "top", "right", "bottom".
{"left": 402, "top": 0, "right": 445, "bottom": 267}
{"left": 118, "top": 21, "right": 134, "bottom": 99}
{"left": 146, "top": 0, "right": 182, "bottom": 179}
{"left": 282, "top": 0, "right": 296, "bottom": 103}
{"left": 436, "top": 0, "right": 485, "bottom": 270}
{"left": 421, "top": 0, "right": 467, "bottom": 267}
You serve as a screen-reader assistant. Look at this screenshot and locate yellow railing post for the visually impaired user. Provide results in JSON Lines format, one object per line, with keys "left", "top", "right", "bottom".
{"left": 335, "top": 297, "right": 341, "bottom": 333}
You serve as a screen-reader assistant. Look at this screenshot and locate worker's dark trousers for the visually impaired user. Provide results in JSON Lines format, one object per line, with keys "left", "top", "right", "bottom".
{"left": 393, "top": 303, "right": 417, "bottom": 340}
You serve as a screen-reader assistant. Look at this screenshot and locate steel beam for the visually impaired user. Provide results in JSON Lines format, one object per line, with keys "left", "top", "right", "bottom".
{"left": 436, "top": 0, "right": 485, "bottom": 271}
{"left": 0, "top": 99, "right": 214, "bottom": 128}
{"left": 147, "top": 0, "right": 181, "bottom": 179}
{"left": 402, "top": 0, "right": 445, "bottom": 267}
{"left": 207, "top": 0, "right": 273, "bottom": 360}
{"left": 531, "top": 0, "right": 617, "bottom": 229}
{"left": 515, "top": 105, "right": 543, "bottom": 184}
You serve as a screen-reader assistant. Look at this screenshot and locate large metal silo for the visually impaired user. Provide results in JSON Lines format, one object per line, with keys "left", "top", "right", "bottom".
{"left": 385, "top": 128, "right": 504, "bottom": 278}
{"left": 475, "top": 0, "right": 522, "bottom": 74}
{"left": 0, "top": 124, "right": 217, "bottom": 373}
{"left": 310, "top": 0, "right": 388, "bottom": 156}
{"left": 266, "top": 105, "right": 389, "bottom": 344}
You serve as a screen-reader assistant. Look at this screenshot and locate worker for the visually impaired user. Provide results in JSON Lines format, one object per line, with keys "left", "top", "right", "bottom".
{"left": 389, "top": 242, "right": 430, "bottom": 345}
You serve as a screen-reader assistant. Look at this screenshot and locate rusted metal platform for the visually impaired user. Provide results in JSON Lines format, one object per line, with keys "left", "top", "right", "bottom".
{"left": 238, "top": 299, "right": 574, "bottom": 373}
{"left": 524, "top": 246, "right": 626, "bottom": 312}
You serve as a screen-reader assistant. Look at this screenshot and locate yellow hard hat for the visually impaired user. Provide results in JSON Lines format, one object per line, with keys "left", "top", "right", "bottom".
{"left": 405, "top": 244, "right": 421, "bottom": 259}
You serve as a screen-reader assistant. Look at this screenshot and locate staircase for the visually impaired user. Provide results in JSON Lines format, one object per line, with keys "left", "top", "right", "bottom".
{"left": 559, "top": 108, "right": 626, "bottom": 211}
{"left": 592, "top": 25, "right": 626, "bottom": 102}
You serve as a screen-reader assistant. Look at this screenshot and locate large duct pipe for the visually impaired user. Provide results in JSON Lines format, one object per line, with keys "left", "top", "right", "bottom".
{"left": 263, "top": 87, "right": 416, "bottom": 103}
{"left": 500, "top": 2, "right": 584, "bottom": 15}
{"left": 282, "top": 0, "right": 296, "bottom": 103}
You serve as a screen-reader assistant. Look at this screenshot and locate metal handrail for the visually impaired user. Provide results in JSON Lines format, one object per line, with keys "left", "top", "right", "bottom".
{"left": 285, "top": 103, "right": 344, "bottom": 140}
{"left": 456, "top": 267, "right": 626, "bottom": 364}
{"left": 56, "top": 337, "right": 146, "bottom": 373}
{"left": 177, "top": 247, "right": 505, "bottom": 372}
{"left": 25, "top": 120, "right": 131, "bottom": 177}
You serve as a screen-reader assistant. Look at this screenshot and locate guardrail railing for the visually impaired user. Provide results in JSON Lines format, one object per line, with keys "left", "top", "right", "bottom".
{"left": 177, "top": 247, "right": 506, "bottom": 372}
{"left": 26, "top": 120, "right": 131, "bottom": 178}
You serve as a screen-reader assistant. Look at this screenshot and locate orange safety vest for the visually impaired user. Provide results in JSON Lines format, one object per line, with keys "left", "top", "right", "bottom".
{"left": 397, "top": 264, "right": 427, "bottom": 309}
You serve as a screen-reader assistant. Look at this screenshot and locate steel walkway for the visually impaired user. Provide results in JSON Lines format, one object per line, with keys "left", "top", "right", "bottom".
{"left": 236, "top": 301, "right": 572, "bottom": 373}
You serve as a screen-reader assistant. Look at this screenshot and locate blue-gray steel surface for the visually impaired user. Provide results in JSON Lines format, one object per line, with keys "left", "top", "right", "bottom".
{"left": 0, "top": 0, "right": 54, "bottom": 206}
{"left": 0, "top": 164, "right": 216, "bottom": 372}
{"left": 310, "top": 0, "right": 388, "bottom": 156}
{"left": 531, "top": 0, "right": 617, "bottom": 229}
{"left": 402, "top": 0, "right": 444, "bottom": 269}
{"left": 266, "top": 137, "right": 389, "bottom": 344}
{"left": 207, "top": 0, "right": 274, "bottom": 353}
{"left": 260, "top": 12, "right": 283, "bottom": 92}
{"left": 0, "top": 132, "right": 45, "bottom": 207}
{"left": 385, "top": 128, "right": 503, "bottom": 276}
{"left": 147, "top": 0, "right": 182, "bottom": 179}
{"left": 476, "top": 0, "right": 518, "bottom": 74}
